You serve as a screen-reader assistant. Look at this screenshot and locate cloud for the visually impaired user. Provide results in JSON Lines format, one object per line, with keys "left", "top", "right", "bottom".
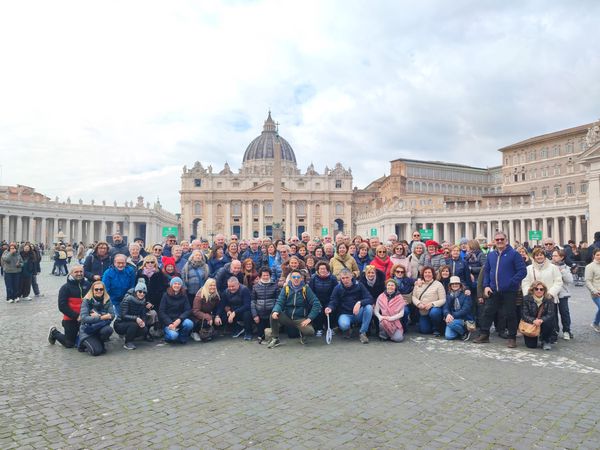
{"left": 1, "top": 0, "right": 599, "bottom": 210}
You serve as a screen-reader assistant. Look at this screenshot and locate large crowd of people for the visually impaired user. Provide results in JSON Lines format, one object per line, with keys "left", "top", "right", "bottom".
{"left": 2, "top": 229, "right": 600, "bottom": 355}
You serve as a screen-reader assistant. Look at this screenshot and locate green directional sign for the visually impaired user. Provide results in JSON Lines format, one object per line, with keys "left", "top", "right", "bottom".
{"left": 321, "top": 227, "right": 329, "bottom": 236}
{"left": 528, "top": 230, "right": 542, "bottom": 241}
{"left": 419, "top": 228, "right": 433, "bottom": 240}
{"left": 162, "top": 226, "right": 179, "bottom": 237}
{"left": 370, "top": 228, "right": 377, "bottom": 237}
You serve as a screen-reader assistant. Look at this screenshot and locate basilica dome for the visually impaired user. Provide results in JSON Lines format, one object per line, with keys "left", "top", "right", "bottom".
{"left": 242, "top": 112, "right": 297, "bottom": 165}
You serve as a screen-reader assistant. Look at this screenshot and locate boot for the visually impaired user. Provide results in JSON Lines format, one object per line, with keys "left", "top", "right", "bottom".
{"left": 473, "top": 334, "right": 490, "bottom": 344}
{"left": 507, "top": 338, "right": 517, "bottom": 348}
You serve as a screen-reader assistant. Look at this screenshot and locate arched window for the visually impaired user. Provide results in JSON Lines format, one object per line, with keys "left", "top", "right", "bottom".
{"left": 232, "top": 202, "right": 241, "bottom": 216}
{"left": 265, "top": 202, "right": 273, "bottom": 215}
{"left": 407, "top": 180, "right": 414, "bottom": 192}
{"left": 428, "top": 183, "right": 433, "bottom": 193}
{"left": 194, "top": 201, "right": 202, "bottom": 216}
{"left": 335, "top": 202, "right": 343, "bottom": 215}
{"left": 296, "top": 202, "right": 306, "bottom": 215}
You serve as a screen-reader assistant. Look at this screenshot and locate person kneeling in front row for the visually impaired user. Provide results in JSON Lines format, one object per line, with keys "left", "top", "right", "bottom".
{"left": 521, "top": 281, "right": 556, "bottom": 350}
{"left": 78, "top": 281, "right": 115, "bottom": 356}
{"left": 159, "top": 277, "right": 193, "bottom": 344}
{"left": 374, "top": 279, "right": 407, "bottom": 342}
{"left": 267, "top": 269, "right": 321, "bottom": 348}
{"left": 443, "top": 276, "right": 474, "bottom": 341}
{"left": 114, "top": 279, "right": 158, "bottom": 350}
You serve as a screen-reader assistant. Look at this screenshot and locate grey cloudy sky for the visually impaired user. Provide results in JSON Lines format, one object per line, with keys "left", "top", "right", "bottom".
{"left": 1, "top": 0, "right": 599, "bottom": 212}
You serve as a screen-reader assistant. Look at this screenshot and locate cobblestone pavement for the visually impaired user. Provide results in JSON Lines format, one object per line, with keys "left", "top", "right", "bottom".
{"left": 1, "top": 261, "right": 600, "bottom": 449}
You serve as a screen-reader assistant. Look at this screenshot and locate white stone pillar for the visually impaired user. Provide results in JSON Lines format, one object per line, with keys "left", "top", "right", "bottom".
{"left": 259, "top": 202, "right": 265, "bottom": 238}
{"left": 100, "top": 221, "right": 107, "bottom": 240}
{"left": 39, "top": 217, "right": 47, "bottom": 245}
{"left": 508, "top": 220, "right": 515, "bottom": 245}
{"left": 225, "top": 203, "right": 231, "bottom": 236}
{"left": 575, "top": 215, "right": 582, "bottom": 244}
{"left": 306, "top": 201, "right": 312, "bottom": 237}
{"left": 475, "top": 221, "right": 481, "bottom": 238}
{"left": 520, "top": 219, "right": 526, "bottom": 243}
{"left": 128, "top": 220, "right": 135, "bottom": 241}
{"left": 443, "top": 222, "right": 449, "bottom": 242}
{"left": 542, "top": 217, "right": 548, "bottom": 240}
{"left": 2, "top": 215, "right": 10, "bottom": 242}
{"left": 565, "top": 216, "right": 572, "bottom": 243}
{"left": 486, "top": 222, "right": 492, "bottom": 241}
{"left": 291, "top": 202, "right": 296, "bottom": 237}
{"left": 248, "top": 201, "right": 254, "bottom": 239}
{"left": 285, "top": 202, "right": 292, "bottom": 238}
{"left": 16, "top": 216, "right": 23, "bottom": 242}
{"left": 145, "top": 221, "right": 152, "bottom": 245}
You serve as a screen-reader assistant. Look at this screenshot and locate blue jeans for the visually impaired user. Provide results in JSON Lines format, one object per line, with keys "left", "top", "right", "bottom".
{"left": 592, "top": 295, "right": 600, "bottom": 326}
{"left": 338, "top": 304, "right": 374, "bottom": 334}
{"left": 418, "top": 307, "right": 443, "bottom": 334}
{"left": 445, "top": 319, "right": 466, "bottom": 340}
{"left": 164, "top": 319, "right": 194, "bottom": 343}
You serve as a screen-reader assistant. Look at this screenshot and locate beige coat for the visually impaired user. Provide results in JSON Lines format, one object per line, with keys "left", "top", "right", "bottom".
{"left": 585, "top": 261, "right": 600, "bottom": 295}
{"left": 412, "top": 280, "right": 446, "bottom": 310}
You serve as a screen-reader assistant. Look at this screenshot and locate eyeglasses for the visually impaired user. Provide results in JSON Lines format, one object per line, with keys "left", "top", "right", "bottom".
{"left": 145, "top": 261, "right": 155, "bottom": 264}
{"left": 495, "top": 238, "right": 506, "bottom": 242}
{"left": 395, "top": 270, "right": 405, "bottom": 274}
{"left": 413, "top": 234, "right": 420, "bottom": 238}
{"left": 377, "top": 251, "right": 386, "bottom": 254}
{"left": 533, "top": 287, "right": 545, "bottom": 292}
{"left": 136, "top": 290, "right": 145, "bottom": 294}
{"left": 93, "top": 288, "right": 104, "bottom": 292}
{"left": 544, "top": 243, "right": 554, "bottom": 246}
{"left": 291, "top": 275, "right": 301, "bottom": 279}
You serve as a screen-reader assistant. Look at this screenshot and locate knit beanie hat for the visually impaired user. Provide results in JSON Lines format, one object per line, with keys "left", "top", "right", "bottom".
{"left": 162, "top": 256, "right": 176, "bottom": 268}
{"left": 170, "top": 277, "right": 183, "bottom": 286}
{"left": 135, "top": 278, "right": 147, "bottom": 293}
{"left": 459, "top": 237, "right": 469, "bottom": 245}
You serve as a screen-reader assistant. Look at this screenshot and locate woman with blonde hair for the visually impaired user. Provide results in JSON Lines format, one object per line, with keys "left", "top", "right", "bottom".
{"left": 191, "top": 278, "right": 220, "bottom": 342}
{"left": 521, "top": 281, "right": 555, "bottom": 350}
{"left": 79, "top": 280, "right": 115, "bottom": 355}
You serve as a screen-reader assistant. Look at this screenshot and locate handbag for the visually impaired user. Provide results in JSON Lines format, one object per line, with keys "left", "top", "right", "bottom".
{"left": 199, "top": 319, "right": 214, "bottom": 341}
{"left": 518, "top": 303, "right": 544, "bottom": 338}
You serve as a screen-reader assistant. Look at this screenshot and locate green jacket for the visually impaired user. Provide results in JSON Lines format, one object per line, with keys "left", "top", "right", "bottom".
{"left": 273, "top": 283, "right": 321, "bottom": 321}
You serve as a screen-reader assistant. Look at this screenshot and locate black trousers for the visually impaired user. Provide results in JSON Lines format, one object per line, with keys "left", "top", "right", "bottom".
{"left": 480, "top": 291, "right": 518, "bottom": 338}
{"left": 52, "top": 320, "right": 79, "bottom": 348}
{"left": 524, "top": 320, "right": 554, "bottom": 348}
{"left": 114, "top": 321, "right": 146, "bottom": 343}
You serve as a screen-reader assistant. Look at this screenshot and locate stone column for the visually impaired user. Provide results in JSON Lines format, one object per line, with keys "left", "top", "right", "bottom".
{"left": 100, "top": 221, "right": 107, "bottom": 240}
{"left": 542, "top": 217, "right": 548, "bottom": 240}
{"left": 248, "top": 201, "right": 254, "bottom": 239}
{"left": 258, "top": 202, "right": 265, "bottom": 238}
{"left": 26, "top": 217, "right": 34, "bottom": 242}
{"left": 128, "top": 220, "right": 135, "bottom": 241}
{"left": 16, "top": 216, "right": 23, "bottom": 242}
{"left": 224, "top": 203, "right": 231, "bottom": 236}
{"left": 75, "top": 220, "right": 82, "bottom": 243}
{"left": 443, "top": 222, "right": 449, "bottom": 242}
{"left": 575, "top": 215, "right": 582, "bottom": 244}
{"left": 306, "top": 201, "right": 312, "bottom": 237}
{"left": 40, "top": 217, "right": 47, "bottom": 246}
{"left": 508, "top": 219, "right": 515, "bottom": 244}
{"left": 486, "top": 222, "right": 492, "bottom": 241}
{"left": 285, "top": 201, "right": 292, "bottom": 238}
{"left": 2, "top": 215, "right": 10, "bottom": 242}
{"left": 519, "top": 219, "right": 526, "bottom": 243}
{"left": 565, "top": 216, "right": 572, "bottom": 243}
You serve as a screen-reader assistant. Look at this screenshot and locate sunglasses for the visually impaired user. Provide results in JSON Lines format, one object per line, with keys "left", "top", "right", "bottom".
{"left": 395, "top": 270, "right": 405, "bottom": 273}
{"left": 413, "top": 235, "right": 420, "bottom": 238}
{"left": 291, "top": 275, "right": 301, "bottom": 279}
{"left": 533, "top": 287, "right": 545, "bottom": 292}
{"left": 495, "top": 238, "right": 506, "bottom": 242}
{"left": 377, "top": 251, "right": 386, "bottom": 254}
{"left": 544, "top": 243, "right": 554, "bottom": 246}
{"left": 93, "top": 288, "right": 104, "bottom": 292}
{"left": 146, "top": 261, "right": 155, "bottom": 264}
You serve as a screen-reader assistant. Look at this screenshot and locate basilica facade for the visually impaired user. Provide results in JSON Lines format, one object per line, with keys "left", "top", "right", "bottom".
{"left": 180, "top": 113, "right": 353, "bottom": 240}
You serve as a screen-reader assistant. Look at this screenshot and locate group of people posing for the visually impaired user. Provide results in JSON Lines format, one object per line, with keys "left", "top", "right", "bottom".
{"left": 40, "top": 228, "right": 600, "bottom": 355}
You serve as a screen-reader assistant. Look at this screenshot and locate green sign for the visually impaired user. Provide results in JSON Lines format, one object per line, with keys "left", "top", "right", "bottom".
{"left": 528, "top": 230, "right": 542, "bottom": 241}
{"left": 162, "top": 226, "right": 179, "bottom": 237}
{"left": 419, "top": 228, "right": 433, "bottom": 240}
{"left": 370, "top": 228, "right": 377, "bottom": 237}
{"left": 321, "top": 227, "right": 329, "bottom": 236}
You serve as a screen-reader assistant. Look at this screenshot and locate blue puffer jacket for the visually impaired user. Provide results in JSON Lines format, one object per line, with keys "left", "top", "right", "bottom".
{"left": 328, "top": 280, "right": 373, "bottom": 315}
{"left": 309, "top": 273, "right": 338, "bottom": 305}
{"left": 483, "top": 245, "right": 527, "bottom": 293}
{"left": 443, "top": 257, "right": 469, "bottom": 285}
{"left": 101, "top": 265, "right": 136, "bottom": 304}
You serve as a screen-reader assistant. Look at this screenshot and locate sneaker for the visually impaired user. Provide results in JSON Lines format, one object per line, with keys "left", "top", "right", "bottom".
{"left": 48, "top": 326, "right": 57, "bottom": 345}
{"left": 232, "top": 327, "right": 245, "bottom": 338}
{"left": 21, "top": 296, "right": 32, "bottom": 301}
{"left": 433, "top": 330, "right": 441, "bottom": 337}
{"left": 316, "top": 330, "right": 323, "bottom": 337}
{"left": 473, "top": 334, "right": 490, "bottom": 344}
{"left": 7, "top": 299, "right": 14, "bottom": 304}
{"left": 13, "top": 297, "right": 20, "bottom": 303}
{"left": 191, "top": 332, "right": 202, "bottom": 342}
{"left": 267, "top": 338, "right": 281, "bottom": 349}
{"left": 244, "top": 333, "right": 252, "bottom": 341}
{"left": 563, "top": 332, "right": 572, "bottom": 340}
{"left": 462, "top": 331, "right": 471, "bottom": 342}
{"left": 591, "top": 323, "right": 600, "bottom": 333}
{"left": 123, "top": 342, "right": 136, "bottom": 350}
{"left": 543, "top": 342, "right": 552, "bottom": 351}
{"left": 257, "top": 336, "right": 264, "bottom": 344}
{"left": 359, "top": 333, "right": 369, "bottom": 344}
{"left": 35, "top": 293, "right": 44, "bottom": 297}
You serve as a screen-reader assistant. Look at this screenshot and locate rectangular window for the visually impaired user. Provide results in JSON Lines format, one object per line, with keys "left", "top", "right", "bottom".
{"left": 554, "top": 185, "right": 561, "bottom": 196}
{"left": 521, "top": 173, "right": 525, "bottom": 181}
{"left": 567, "top": 184, "right": 574, "bottom": 195}
{"left": 194, "top": 178, "right": 202, "bottom": 187}
{"left": 541, "top": 187, "right": 548, "bottom": 197}
{"left": 335, "top": 180, "right": 342, "bottom": 188}
{"left": 581, "top": 182, "right": 588, "bottom": 193}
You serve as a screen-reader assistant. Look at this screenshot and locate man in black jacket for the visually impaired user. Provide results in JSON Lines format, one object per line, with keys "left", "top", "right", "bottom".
{"left": 48, "top": 265, "right": 91, "bottom": 348}
{"left": 216, "top": 277, "right": 252, "bottom": 340}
